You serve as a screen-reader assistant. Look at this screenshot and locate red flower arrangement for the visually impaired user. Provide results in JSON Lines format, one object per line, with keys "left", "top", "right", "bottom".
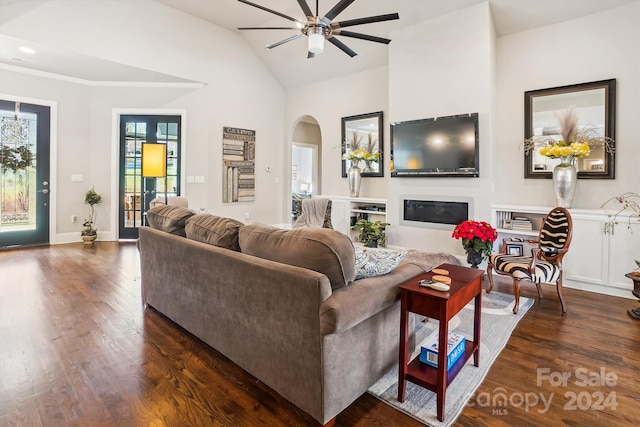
{"left": 452, "top": 220, "right": 498, "bottom": 259}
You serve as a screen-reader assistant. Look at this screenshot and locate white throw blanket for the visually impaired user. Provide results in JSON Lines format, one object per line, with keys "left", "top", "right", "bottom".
{"left": 293, "top": 198, "right": 329, "bottom": 228}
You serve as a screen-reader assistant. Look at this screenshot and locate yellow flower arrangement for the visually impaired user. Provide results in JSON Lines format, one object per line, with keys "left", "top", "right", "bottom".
{"left": 342, "top": 148, "right": 379, "bottom": 167}
{"left": 538, "top": 141, "right": 591, "bottom": 159}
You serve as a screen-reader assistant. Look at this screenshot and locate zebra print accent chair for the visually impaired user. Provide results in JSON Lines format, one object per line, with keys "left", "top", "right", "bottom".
{"left": 486, "top": 207, "right": 573, "bottom": 314}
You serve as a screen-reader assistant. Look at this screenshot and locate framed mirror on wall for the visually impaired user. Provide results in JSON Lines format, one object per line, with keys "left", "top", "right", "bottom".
{"left": 524, "top": 79, "right": 616, "bottom": 179}
{"left": 341, "top": 111, "right": 383, "bottom": 177}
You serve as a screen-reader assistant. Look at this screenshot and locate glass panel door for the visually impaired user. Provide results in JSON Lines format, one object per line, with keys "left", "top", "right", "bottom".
{"left": 119, "top": 115, "right": 181, "bottom": 239}
{"left": 0, "top": 100, "right": 50, "bottom": 248}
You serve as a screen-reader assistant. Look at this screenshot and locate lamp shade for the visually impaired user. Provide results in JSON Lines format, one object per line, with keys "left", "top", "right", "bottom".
{"left": 142, "top": 143, "right": 167, "bottom": 177}
{"left": 308, "top": 32, "right": 324, "bottom": 54}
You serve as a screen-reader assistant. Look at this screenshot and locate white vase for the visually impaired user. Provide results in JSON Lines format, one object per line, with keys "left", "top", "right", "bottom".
{"left": 552, "top": 157, "right": 577, "bottom": 208}
{"left": 348, "top": 165, "right": 362, "bottom": 197}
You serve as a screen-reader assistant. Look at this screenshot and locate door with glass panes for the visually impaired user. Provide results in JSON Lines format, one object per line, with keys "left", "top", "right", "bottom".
{"left": 0, "top": 100, "right": 50, "bottom": 248}
{"left": 119, "top": 115, "right": 180, "bottom": 239}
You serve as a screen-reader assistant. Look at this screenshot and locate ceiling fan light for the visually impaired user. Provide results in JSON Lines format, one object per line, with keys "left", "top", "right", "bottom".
{"left": 308, "top": 32, "right": 324, "bottom": 54}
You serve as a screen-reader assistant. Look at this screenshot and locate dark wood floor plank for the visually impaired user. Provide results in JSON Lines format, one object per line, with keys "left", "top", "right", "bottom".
{"left": 1, "top": 242, "right": 639, "bottom": 426}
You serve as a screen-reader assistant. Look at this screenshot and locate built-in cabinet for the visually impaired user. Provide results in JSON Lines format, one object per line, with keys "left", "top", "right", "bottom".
{"left": 316, "top": 195, "right": 387, "bottom": 239}
{"left": 491, "top": 204, "right": 639, "bottom": 299}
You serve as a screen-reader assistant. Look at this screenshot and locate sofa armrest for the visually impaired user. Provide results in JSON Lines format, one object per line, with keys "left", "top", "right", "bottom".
{"left": 319, "top": 262, "right": 424, "bottom": 335}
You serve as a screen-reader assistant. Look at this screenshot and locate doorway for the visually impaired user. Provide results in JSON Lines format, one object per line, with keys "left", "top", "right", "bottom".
{"left": 291, "top": 116, "right": 321, "bottom": 222}
{"left": 118, "top": 115, "right": 181, "bottom": 239}
{"left": 0, "top": 100, "right": 51, "bottom": 248}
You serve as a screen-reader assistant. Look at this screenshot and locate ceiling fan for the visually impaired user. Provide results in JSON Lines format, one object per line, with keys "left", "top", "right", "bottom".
{"left": 237, "top": 0, "right": 399, "bottom": 58}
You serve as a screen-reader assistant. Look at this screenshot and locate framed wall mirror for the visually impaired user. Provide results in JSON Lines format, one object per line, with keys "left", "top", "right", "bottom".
{"left": 524, "top": 79, "right": 616, "bottom": 179}
{"left": 341, "top": 111, "right": 383, "bottom": 177}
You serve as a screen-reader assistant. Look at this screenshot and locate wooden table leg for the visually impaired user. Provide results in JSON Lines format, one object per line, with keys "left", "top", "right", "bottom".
{"left": 398, "top": 294, "right": 408, "bottom": 402}
{"left": 474, "top": 291, "right": 482, "bottom": 367}
{"left": 436, "top": 310, "right": 448, "bottom": 422}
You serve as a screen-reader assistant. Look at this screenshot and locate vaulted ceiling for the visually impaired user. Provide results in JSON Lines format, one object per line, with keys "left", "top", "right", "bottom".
{"left": 1, "top": 0, "right": 636, "bottom": 89}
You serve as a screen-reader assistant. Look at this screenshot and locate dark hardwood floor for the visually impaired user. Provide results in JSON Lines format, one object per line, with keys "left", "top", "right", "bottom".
{"left": 1, "top": 242, "right": 638, "bottom": 426}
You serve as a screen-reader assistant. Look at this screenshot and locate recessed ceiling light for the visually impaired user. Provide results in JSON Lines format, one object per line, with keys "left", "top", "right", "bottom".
{"left": 19, "top": 46, "right": 36, "bottom": 54}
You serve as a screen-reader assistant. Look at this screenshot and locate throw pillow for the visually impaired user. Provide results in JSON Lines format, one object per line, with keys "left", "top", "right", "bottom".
{"left": 185, "top": 214, "right": 244, "bottom": 251}
{"left": 354, "top": 246, "right": 407, "bottom": 279}
{"left": 238, "top": 223, "right": 356, "bottom": 290}
{"left": 145, "top": 205, "right": 195, "bottom": 237}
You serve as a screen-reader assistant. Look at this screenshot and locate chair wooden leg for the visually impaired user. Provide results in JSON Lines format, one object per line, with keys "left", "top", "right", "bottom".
{"left": 535, "top": 282, "right": 544, "bottom": 299}
{"left": 486, "top": 263, "right": 494, "bottom": 293}
{"left": 512, "top": 278, "right": 522, "bottom": 314}
{"left": 556, "top": 274, "right": 567, "bottom": 313}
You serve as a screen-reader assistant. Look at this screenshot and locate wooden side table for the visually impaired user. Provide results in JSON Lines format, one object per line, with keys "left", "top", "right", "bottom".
{"left": 398, "top": 263, "right": 483, "bottom": 422}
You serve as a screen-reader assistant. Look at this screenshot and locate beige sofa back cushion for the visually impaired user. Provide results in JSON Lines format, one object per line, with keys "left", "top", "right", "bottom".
{"left": 185, "top": 214, "right": 244, "bottom": 251}
{"left": 146, "top": 205, "right": 195, "bottom": 237}
{"left": 239, "top": 223, "right": 356, "bottom": 290}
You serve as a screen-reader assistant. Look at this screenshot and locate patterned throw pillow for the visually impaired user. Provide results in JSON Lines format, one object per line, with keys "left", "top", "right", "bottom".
{"left": 354, "top": 246, "right": 407, "bottom": 279}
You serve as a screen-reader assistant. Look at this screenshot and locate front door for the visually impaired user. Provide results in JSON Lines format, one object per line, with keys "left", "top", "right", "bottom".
{"left": 0, "top": 100, "right": 51, "bottom": 248}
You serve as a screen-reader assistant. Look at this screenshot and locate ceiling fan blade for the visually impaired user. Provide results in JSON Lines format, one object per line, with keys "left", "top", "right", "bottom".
{"left": 266, "top": 33, "right": 304, "bottom": 50}
{"left": 296, "top": 0, "right": 313, "bottom": 18}
{"left": 335, "top": 30, "right": 391, "bottom": 44}
{"left": 238, "top": 0, "right": 300, "bottom": 23}
{"left": 334, "top": 13, "right": 400, "bottom": 28}
{"left": 322, "top": 0, "right": 356, "bottom": 22}
{"left": 238, "top": 27, "right": 298, "bottom": 30}
{"left": 327, "top": 36, "right": 357, "bottom": 57}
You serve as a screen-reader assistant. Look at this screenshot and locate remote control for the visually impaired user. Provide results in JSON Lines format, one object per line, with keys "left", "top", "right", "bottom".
{"left": 418, "top": 280, "right": 450, "bottom": 291}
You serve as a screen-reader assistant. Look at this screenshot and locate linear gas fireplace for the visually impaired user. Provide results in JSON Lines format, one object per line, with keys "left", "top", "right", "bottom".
{"left": 400, "top": 196, "right": 474, "bottom": 230}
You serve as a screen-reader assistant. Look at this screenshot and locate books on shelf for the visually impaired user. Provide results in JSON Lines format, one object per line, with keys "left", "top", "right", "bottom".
{"left": 511, "top": 216, "right": 533, "bottom": 231}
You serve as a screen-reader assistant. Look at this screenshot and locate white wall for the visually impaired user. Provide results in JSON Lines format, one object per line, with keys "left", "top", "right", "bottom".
{"left": 0, "top": 0, "right": 286, "bottom": 242}
{"left": 494, "top": 2, "right": 640, "bottom": 208}
{"left": 387, "top": 2, "right": 495, "bottom": 256}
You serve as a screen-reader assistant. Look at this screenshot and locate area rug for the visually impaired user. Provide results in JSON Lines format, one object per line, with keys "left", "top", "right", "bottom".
{"left": 368, "top": 291, "right": 533, "bottom": 427}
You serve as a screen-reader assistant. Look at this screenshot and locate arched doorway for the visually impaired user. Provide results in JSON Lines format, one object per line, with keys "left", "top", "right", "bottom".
{"left": 290, "top": 116, "right": 321, "bottom": 223}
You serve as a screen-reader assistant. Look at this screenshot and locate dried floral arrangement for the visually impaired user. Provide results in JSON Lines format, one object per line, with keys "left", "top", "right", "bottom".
{"left": 523, "top": 106, "right": 615, "bottom": 160}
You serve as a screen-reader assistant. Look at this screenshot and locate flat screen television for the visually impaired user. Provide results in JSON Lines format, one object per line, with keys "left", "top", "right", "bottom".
{"left": 390, "top": 113, "right": 479, "bottom": 177}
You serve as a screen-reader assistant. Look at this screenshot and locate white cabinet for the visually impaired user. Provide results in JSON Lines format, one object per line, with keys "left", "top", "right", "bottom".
{"left": 491, "top": 204, "right": 639, "bottom": 299}
{"left": 565, "top": 212, "right": 639, "bottom": 298}
{"left": 316, "top": 195, "right": 387, "bottom": 238}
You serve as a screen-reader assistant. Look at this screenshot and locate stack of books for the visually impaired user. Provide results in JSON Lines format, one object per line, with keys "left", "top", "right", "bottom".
{"left": 511, "top": 216, "right": 533, "bottom": 231}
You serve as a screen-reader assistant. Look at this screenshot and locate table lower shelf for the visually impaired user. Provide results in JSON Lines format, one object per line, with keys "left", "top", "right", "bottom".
{"left": 405, "top": 340, "right": 478, "bottom": 391}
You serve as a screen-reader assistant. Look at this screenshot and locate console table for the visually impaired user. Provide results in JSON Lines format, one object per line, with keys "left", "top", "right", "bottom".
{"left": 397, "top": 263, "right": 483, "bottom": 421}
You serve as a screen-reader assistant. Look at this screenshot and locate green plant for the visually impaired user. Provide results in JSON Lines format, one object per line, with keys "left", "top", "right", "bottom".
{"left": 82, "top": 187, "right": 103, "bottom": 236}
{"left": 352, "top": 219, "right": 389, "bottom": 247}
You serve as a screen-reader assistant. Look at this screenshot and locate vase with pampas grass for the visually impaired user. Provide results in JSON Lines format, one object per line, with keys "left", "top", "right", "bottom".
{"left": 524, "top": 106, "right": 615, "bottom": 208}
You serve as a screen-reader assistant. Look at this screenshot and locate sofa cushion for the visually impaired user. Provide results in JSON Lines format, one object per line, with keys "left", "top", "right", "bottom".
{"left": 185, "top": 214, "right": 244, "bottom": 251}
{"left": 239, "top": 223, "right": 356, "bottom": 290}
{"left": 354, "top": 246, "right": 407, "bottom": 279}
{"left": 145, "top": 205, "right": 194, "bottom": 237}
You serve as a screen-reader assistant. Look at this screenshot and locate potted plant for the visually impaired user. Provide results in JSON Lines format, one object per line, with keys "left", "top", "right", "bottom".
{"left": 452, "top": 219, "right": 498, "bottom": 268}
{"left": 81, "top": 187, "right": 102, "bottom": 244}
{"left": 352, "top": 219, "right": 389, "bottom": 248}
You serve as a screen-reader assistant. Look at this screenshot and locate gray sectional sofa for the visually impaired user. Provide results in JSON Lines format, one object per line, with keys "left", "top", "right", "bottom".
{"left": 137, "top": 205, "right": 454, "bottom": 426}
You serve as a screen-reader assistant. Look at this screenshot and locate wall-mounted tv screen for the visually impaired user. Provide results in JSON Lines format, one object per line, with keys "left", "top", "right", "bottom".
{"left": 390, "top": 113, "right": 479, "bottom": 177}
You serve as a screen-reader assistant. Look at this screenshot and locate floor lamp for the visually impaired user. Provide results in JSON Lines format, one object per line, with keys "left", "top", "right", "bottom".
{"left": 141, "top": 143, "right": 166, "bottom": 225}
